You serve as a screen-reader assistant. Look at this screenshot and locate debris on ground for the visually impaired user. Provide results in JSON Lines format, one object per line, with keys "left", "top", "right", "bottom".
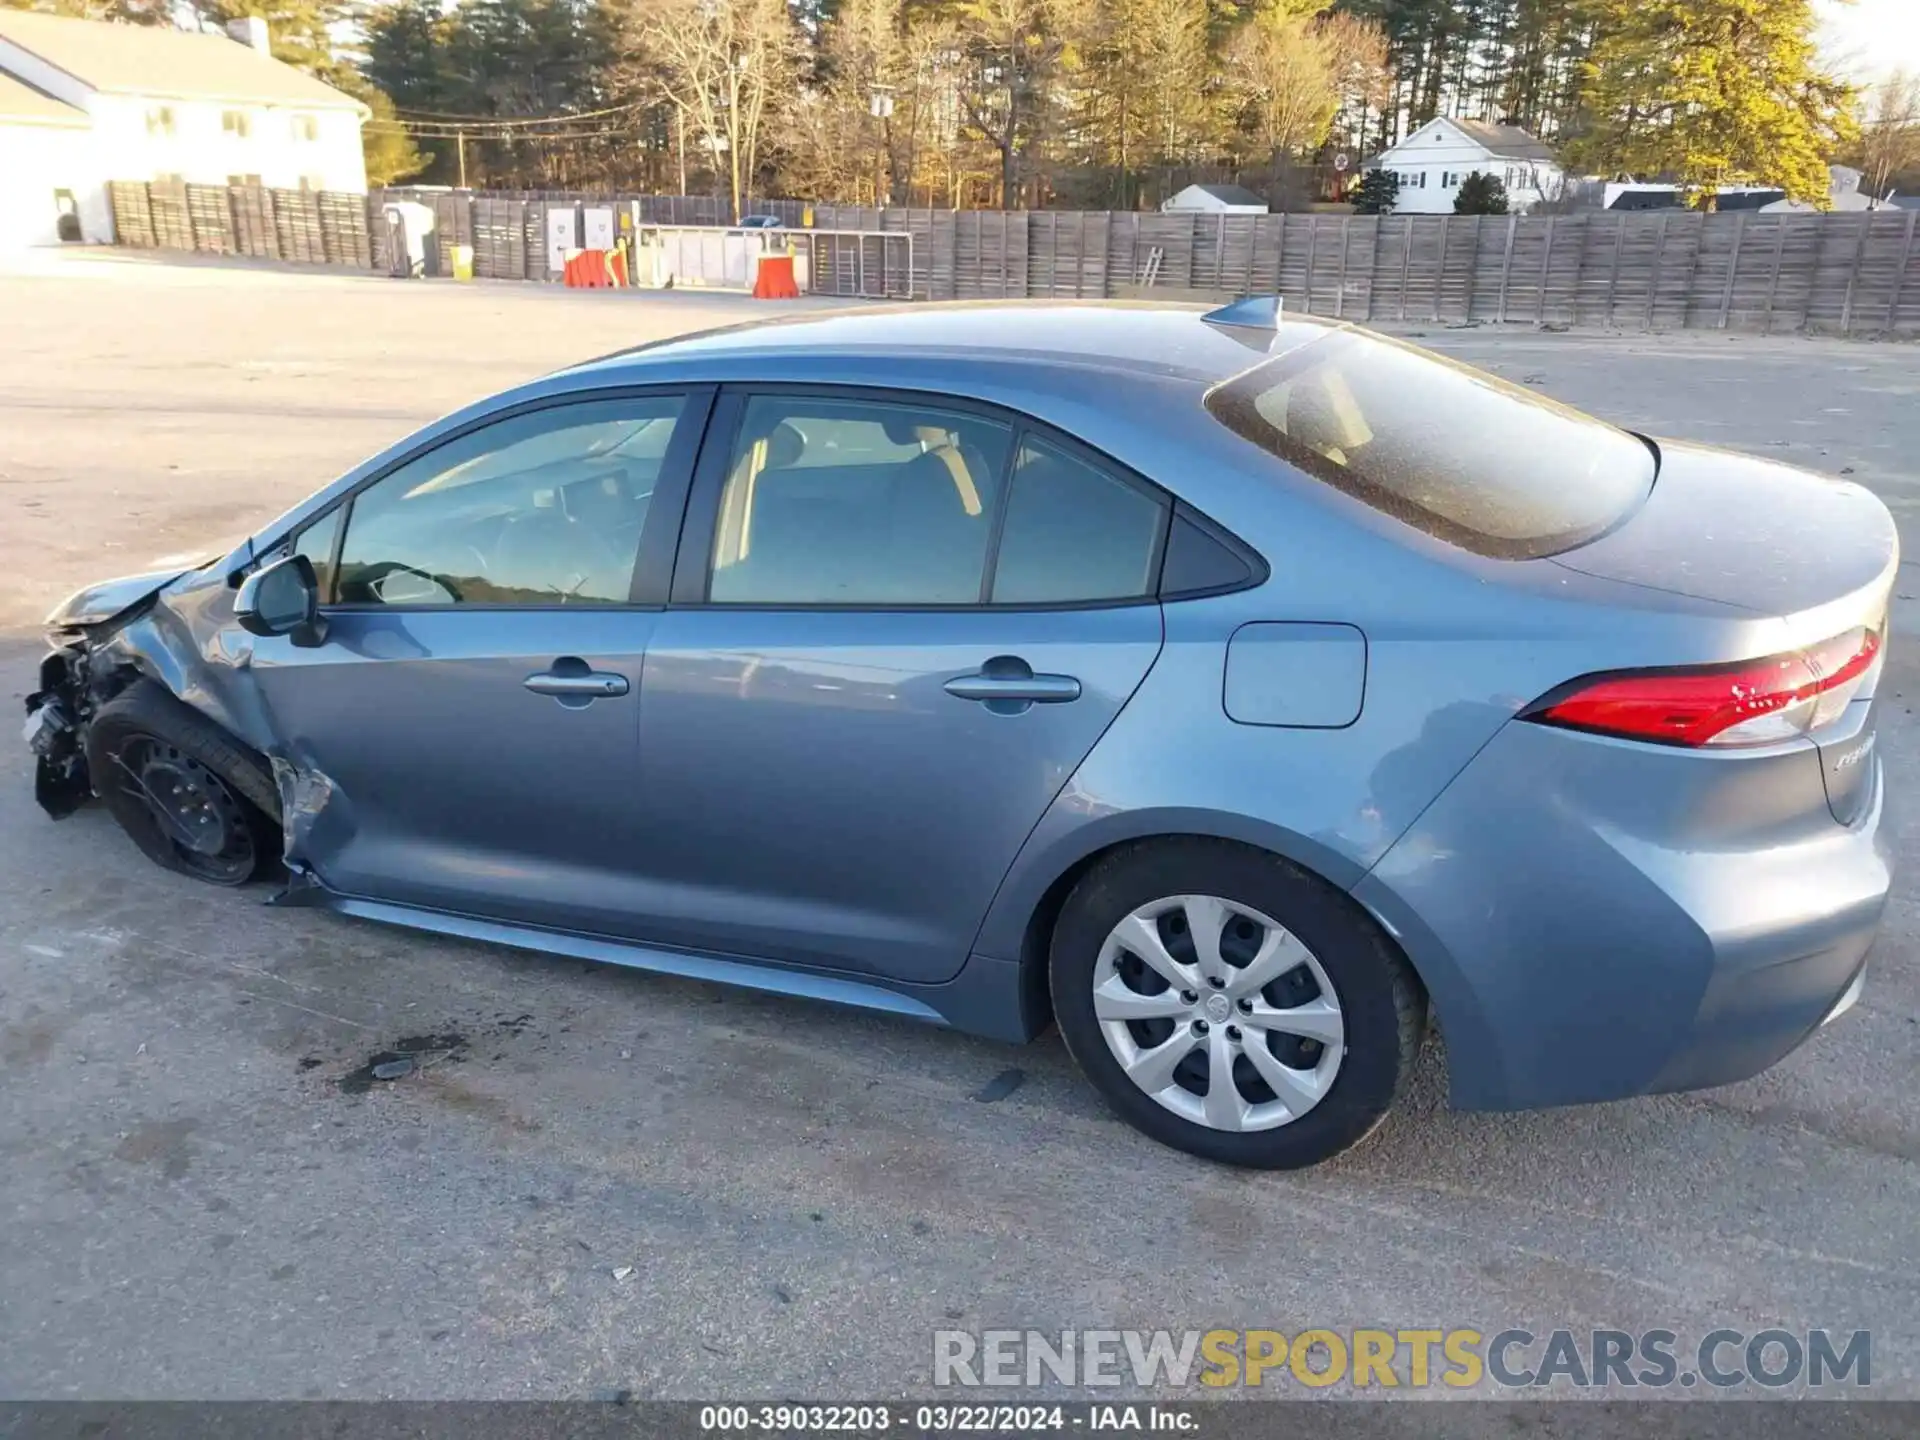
{"left": 612, "top": 1266, "right": 633, "bottom": 1281}
{"left": 972, "top": 1068, "right": 1026, "bottom": 1104}
{"left": 337, "top": 1033, "right": 469, "bottom": 1094}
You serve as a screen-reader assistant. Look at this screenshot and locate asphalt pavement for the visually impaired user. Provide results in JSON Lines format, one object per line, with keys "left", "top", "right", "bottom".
{"left": 1, "top": 251, "right": 1915, "bottom": 1401}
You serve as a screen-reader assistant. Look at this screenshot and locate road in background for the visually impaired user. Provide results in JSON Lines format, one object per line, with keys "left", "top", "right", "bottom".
{"left": 1, "top": 253, "right": 1915, "bottom": 1398}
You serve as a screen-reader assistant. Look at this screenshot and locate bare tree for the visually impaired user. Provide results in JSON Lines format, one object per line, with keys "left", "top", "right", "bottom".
{"left": 1224, "top": 2, "right": 1388, "bottom": 175}
{"left": 632, "top": 0, "right": 798, "bottom": 222}
{"left": 953, "top": 0, "right": 1082, "bottom": 208}
{"left": 1856, "top": 70, "right": 1920, "bottom": 200}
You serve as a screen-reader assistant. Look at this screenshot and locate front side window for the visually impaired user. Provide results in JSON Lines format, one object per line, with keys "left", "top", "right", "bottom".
{"left": 291, "top": 114, "right": 319, "bottom": 142}
{"left": 1204, "top": 329, "right": 1655, "bottom": 559}
{"left": 222, "top": 110, "right": 251, "bottom": 138}
{"left": 291, "top": 507, "right": 341, "bottom": 599}
{"left": 331, "top": 396, "right": 685, "bottom": 606}
{"left": 708, "top": 396, "right": 1013, "bottom": 605}
{"left": 146, "top": 106, "right": 174, "bottom": 136}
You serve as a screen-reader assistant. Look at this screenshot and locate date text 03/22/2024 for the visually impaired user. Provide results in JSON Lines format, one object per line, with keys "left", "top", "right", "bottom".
{"left": 698, "top": 1404, "right": 1194, "bottom": 1432}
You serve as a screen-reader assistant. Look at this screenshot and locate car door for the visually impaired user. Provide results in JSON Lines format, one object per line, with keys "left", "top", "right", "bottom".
{"left": 244, "top": 387, "right": 711, "bottom": 936}
{"left": 627, "top": 388, "right": 1169, "bottom": 984}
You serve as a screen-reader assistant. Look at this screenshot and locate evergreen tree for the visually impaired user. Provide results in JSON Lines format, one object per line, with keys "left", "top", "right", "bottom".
{"left": 1565, "top": 0, "right": 1854, "bottom": 205}
{"left": 1351, "top": 165, "right": 1398, "bottom": 211}
{"left": 1453, "top": 168, "right": 1506, "bottom": 211}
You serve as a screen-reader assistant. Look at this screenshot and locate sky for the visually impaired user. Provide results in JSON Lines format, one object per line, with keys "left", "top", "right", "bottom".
{"left": 1819, "top": 0, "right": 1920, "bottom": 85}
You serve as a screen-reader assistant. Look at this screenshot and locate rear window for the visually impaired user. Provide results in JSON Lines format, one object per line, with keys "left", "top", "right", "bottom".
{"left": 1203, "top": 329, "right": 1656, "bottom": 559}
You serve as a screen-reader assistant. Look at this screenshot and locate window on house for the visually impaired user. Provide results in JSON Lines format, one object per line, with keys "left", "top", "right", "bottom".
{"left": 1419, "top": 172, "right": 1428, "bottom": 188}
{"left": 145, "top": 106, "right": 174, "bottom": 137}
{"left": 300, "top": 175, "right": 327, "bottom": 192}
{"left": 290, "top": 114, "right": 319, "bottom": 142}
{"left": 222, "top": 110, "right": 251, "bottom": 138}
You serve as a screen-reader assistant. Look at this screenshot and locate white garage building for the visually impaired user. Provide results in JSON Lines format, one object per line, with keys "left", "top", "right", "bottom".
{"left": 0, "top": 11, "right": 367, "bottom": 249}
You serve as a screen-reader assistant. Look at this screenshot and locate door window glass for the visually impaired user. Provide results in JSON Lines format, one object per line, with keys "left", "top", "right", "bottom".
{"left": 708, "top": 396, "right": 1013, "bottom": 605}
{"left": 991, "top": 437, "right": 1165, "bottom": 604}
{"left": 291, "top": 508, "right": 341, "bottom": 601}
{"left": 334, "top": 397, "right": 683, "bottom": 606}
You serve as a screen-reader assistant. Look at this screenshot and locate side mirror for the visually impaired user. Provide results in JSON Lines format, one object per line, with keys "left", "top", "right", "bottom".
{"left": 236, "top": 554, "right": 327, "bottom": 647}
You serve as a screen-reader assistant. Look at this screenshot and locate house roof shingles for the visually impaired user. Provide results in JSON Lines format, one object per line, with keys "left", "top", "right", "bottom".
{"left": 1447, "top": 118, "right": 1557, "bottom": 162}
{"left": 0, "top": 11, "right": 364, "bottom": 111}
{"left": 0, "top": 67, "right": 85, "bottom": 126}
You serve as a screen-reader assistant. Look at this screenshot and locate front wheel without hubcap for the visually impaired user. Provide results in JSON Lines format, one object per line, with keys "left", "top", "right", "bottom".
{"left": 1050, "top": 841, "right": 1424, "bottom": 1168}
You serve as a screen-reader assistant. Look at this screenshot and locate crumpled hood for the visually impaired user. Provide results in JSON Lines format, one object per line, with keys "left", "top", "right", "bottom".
{"left": 46, "top": 567, "right": 193, "bottom": 630}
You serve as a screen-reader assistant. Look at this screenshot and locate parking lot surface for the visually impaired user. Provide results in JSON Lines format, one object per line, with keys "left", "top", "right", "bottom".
{"left": 2, "top": 252, "right": 1917, "bottom": 1399}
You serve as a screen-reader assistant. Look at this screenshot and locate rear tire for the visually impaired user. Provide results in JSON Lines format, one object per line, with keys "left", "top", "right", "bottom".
{"left": 86, "top": 680, "right": 280, "bottom": 887}
{"left": 1050, "top": 839, "right": 1424, "bottom": 1169}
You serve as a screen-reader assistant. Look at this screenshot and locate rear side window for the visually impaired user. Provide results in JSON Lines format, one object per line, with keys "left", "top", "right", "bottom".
{"left": 1203, "top": 329, "right": 1655, "bottom": 559}
{"left": 992, "top": 437, "right": 1165, "bottom": 604}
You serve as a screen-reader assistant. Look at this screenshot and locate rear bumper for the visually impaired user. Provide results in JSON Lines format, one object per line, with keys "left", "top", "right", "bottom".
{"left": 1353, "top": 720, "right": 1890, "bottom": 1112}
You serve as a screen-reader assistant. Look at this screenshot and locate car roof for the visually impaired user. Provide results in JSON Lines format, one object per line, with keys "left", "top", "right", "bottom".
{"left": 564, "top": 302, "right": 1341, "bottom": 391}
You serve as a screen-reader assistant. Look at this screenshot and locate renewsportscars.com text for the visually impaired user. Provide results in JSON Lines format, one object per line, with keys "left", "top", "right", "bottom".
{"left": 932, "top": 1327, "right": 1871, "bottom": 1391}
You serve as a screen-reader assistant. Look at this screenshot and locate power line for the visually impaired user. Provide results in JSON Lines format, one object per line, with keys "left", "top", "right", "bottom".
{"left": 387, "top": 101, "right": 645, "bottom": 127}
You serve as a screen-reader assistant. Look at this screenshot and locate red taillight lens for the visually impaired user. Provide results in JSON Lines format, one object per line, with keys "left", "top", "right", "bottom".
{"left": 1526, "top": 628, "right": 1881, "bottom": 748}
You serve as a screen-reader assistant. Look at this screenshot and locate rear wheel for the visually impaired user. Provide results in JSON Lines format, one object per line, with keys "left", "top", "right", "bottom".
{"left": 86, "top": 681, "right": 279, "bottom": 887}
{"left": 1050, "top": 839, "right": 1424, "bottom": 1168}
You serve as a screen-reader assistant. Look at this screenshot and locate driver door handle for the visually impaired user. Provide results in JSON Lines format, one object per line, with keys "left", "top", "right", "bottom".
{"left": 525, "top": 659, "right": 629, "bottom": 701}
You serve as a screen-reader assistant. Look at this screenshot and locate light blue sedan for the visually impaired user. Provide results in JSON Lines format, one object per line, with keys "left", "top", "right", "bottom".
{"left": 25, "top": 302, "right": 1894, "bottom": 1167}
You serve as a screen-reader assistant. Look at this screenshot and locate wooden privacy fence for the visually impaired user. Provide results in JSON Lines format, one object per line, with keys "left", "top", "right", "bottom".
{"left": 105, "top": 181, "right": 1920, "bottom": 335}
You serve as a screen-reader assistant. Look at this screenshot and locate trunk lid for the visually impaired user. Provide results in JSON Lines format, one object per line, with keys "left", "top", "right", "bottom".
{"left": 1552, "top": 440, "right": 1897, "bottom": 825}
{"left": 1551, "top": 440, "right": 1897, "bottom": 618}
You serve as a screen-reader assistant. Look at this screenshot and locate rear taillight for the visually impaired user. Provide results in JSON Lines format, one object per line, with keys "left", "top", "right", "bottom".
{"left": 1525, "top": 627, "right": 1881, "bottom": 748}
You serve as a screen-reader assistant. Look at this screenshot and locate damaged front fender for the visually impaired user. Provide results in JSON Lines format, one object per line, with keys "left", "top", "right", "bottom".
{"left": 23, "top": 646, "right": 91, "bottom": 819}
{"left": 24, "top": 559, "right": 286, "bottom": 825}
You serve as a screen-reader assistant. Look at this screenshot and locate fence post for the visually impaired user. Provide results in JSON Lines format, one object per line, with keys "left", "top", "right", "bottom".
{"left": 1302, "top": 217, "right": 1317, "bottom": 313}
{"left": 1535, "top": 216, "right": 1555, "bottom": 324}
{"left": 1334, "top": 217, "right": 1349, "bottom": 318}
{"left": 1763, "top": 218, "right": 1788, "bottom": 332}
{"left": 1607, "top": 216, "right": 1626, "bottom": 327}
{"left": 1888, "top": 209, "right": 1917, "bottom": 330}
{"left": 1433, "top": 216, "right": 1447, "bottom": 322}
{"left": 1496, "top": 214, "right": 1516, "bottom": 324}
{"left": 1841, "top": 213, "right": 1871, "bottom": 333}
{"left": 1272, "top": 212, "right": 1285, "bottom": 298}
{"left": 1645, "top": 212, "right": 1669, "bottom": 329}
{"left": 1718, "top": 213, "right": 1746, "bottom": 329}
{"left": 1677, "top": 213, "right": 1704, "bottom": 326}
{"left": 1399, "top": 215, "right": 1412, "bottom": 321}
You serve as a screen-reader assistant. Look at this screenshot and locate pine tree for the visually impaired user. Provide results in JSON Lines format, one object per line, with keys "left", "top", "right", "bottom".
{"left": 1351, "top": 166, "right": 1398, "bottom": 211}
{"left": 1453, "top": 168, "right": 1507, "bottom": 211}
{"left": 1566, "top": 0, "right": 1855, "bottom": 205}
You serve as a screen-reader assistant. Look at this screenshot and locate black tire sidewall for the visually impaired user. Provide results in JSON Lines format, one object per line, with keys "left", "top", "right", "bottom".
{"left": 1051, "top": 841, "right": 1415, "bottom": 1169}
{"left": 86, "top": 682, "right": 276, "bottom": 886}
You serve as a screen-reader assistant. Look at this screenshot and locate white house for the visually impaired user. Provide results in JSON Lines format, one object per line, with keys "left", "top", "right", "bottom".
{"left": 1162, "top": 183, "right": 1269, "bottom": 215}
{"left": 1365, "top": 118, "right": 1564, "bottom": 214}
{"left": 0, "top": 11, "right": 368, "bottom": 249}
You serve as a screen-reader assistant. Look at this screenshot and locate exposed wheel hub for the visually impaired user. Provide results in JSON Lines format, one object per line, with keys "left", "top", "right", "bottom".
{"left": 112, "top": 737, "right": 257, "bottom": 884}
{"left": 1093, "top": 893, "right": 1345, "bottom": 1133}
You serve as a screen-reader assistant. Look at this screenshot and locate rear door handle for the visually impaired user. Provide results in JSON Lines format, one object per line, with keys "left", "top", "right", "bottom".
{"left": 945, "top": 656, "right": 1081, "bottom": 707}
{"left": 525, "top": 657, "right": 630, "bottom": 705}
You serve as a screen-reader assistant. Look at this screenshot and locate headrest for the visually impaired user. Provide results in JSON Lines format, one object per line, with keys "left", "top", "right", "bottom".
{"left": 763, "top": 421, "right": 806, "bottom": 470}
